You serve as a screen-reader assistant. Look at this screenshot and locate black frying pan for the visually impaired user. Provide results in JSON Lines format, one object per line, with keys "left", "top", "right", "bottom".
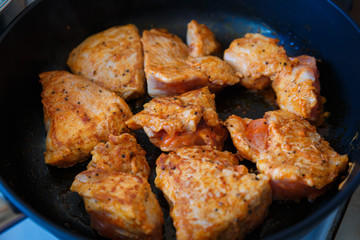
{"left": 1, "top": 0, "right": 360, "bottom": 239}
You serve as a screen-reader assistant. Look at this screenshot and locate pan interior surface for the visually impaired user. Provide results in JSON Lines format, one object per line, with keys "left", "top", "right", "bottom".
{"left": 1, "top": 0, "right": 360, "bottom": 239}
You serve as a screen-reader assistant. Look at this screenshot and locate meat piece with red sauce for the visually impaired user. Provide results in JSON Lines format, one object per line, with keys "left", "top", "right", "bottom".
{"left": 155, "top": 146, "right": 272, "bottom": 240}
{"left": 126, "top": 87, "right": 228, "bottom": 151}
{"left": 186, "top": 20, "right": 221, "bottom": 57}
{"left": 224, "top": 33, "right": 294, "bottom": 90}
{"left": 225, "top": 110, "right": 348, "bottom": 201}
{"left": 272, "top": 55, "right": 323, "bottom": 123}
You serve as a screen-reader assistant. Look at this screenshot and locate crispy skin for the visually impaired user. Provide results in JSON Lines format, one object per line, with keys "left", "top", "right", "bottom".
{"left": 225, "top": 111, "right": 348, "bottom": 201}
{"left": 40, "top": 71, "right": 132, "bottom": 167}
{"left": 186, "top": 20, "right": 221, "bottom": 57}
{"left": 224, "top": 33, "right": 292, "bottom": 90}
{"left": 126, "top": 87, "right": 227, "bottom": 151}
{"left": 142, "top": 29, "right": 208, "bottom": 97}
{"left": 187, "top": 56, "right": 240, "bottom": 92}
{"left": 71, "top": 169, "right": 163, "bottom": 240}
{"left": 88, "top": 134, "right": 150, "bottom": 179}
{"left": 272, "top": 55, "right": 322, "bottom": 122}
{"left": 155, "top": 146, "right": 272, "bottom": 240}
{"left": 67, "top": 25, "right": 145, "bottom": 100}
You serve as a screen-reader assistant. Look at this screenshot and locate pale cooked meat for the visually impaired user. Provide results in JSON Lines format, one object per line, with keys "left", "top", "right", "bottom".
{"left": 155, "top": 146, "right": 272, "bottom": 240}
{"left": 126, "top": 87, "right": 227, "bottom": 151}
{"left": 40, "top": 71, "right": 132, "bottom": 167}
{"left": 225, "top": 110, "right": 348, "bottom": 201}
{"left": 67, "top": 25, "right": 145, "bottom": 100}
{"left": 87, "top": 134, "right": 150, "bottom": 179}
{"left": 187, "top": 56, "right": 240, "bottom": 92}
{"left": 186, "top": 20, "right": 221, "bottom": 57}
{"left": 142, "top": 29, "right": 208, "bottom": 97}
{"left": 71, "top": 169, "right": 163, "bottom": 240}
{"left": 224, "top": 33, "right": 293, "bottom": 90}
{"left": 272, "top": 55, "right": 322, "bottom": 122}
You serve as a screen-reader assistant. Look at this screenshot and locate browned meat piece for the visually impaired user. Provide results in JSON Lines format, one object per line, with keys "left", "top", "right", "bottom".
{"left": 224, "top": 33, "right": 293, "bottom": 90}
{"left": 40, "top": 71, "right": 132, "bottom": 167}
{"left": 186, "top": 20, "right": 221, "bottom": 57}
{"left": 142, "top": 28, "right": 208, "bottom": 97}
{"left": 225, "top": 110, "right": 348, "bottom": 201}
{"left": 186, "top": 56, "right": 240, "bottom": 92}
{"left": 72, "top": 132, "right": 162, "bottom": 239}
{"left": 126, "top": 87, "right": 227, "bottom": 151}
{"left": 273, "top": 55, "right": 323, "bottom": 122}
{"left": 71, "top": 169, "right": 163, "bottom": 240}
{"left": 87, "top": 134, "right": 150, "bottom": 179}
{"left": 155, "top": 146, "right": 272, "bottom": 240}
{"left": 67, "top": 25, "right": 145, "bottom": 100}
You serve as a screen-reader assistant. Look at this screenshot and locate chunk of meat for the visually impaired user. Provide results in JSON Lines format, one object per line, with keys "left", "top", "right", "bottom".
{"left": 67, "top": 25, "right": 145, "bottom": 100}
{"left": 224, "top": 33, "right": 292, "bottom": 90}
{"left": 225, "top": 110, "right": 348, "bottom": 201}
{"left": 40, "top": 71, "right": 132, "bottom": 167}
{"left": 126, "top": 87, "right": 227, "bottom": 151}
{"left": 155, "top": 146, "right": 271, "bottom": 240}
{"left": 245, "top": 118, "right": 269, "bottom": 153}
{"left": 71, "top": 169, "right": 163, "bottom": 240}
{"left": 72, "top": 131, "right": 162, "bottom": 239}
{"left": 87, "top": 134, "right": 150, "bottom": 179}
{"left": 187, "top": 56, "right": 240, "bottom": 92}
{"left": 142, "top": 29, "right": 208, "bottom": 97}
{"left": 186, "top": 20, "right": 221, "bottom": 57}
{"left": 150, "top": 120, "right": 227, "bottom": 151}
{"left": 272, "top": 55, "right": 322, "bottom": 122}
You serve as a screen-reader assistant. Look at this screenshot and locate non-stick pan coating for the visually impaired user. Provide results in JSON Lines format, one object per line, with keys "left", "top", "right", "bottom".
{"left": 1, "top": 0, "right": 360, "bottom": 239}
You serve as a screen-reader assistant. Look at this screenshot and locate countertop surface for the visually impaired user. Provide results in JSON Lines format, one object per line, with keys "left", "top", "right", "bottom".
{"left": 335, "top": 186, "right": 360, "bottom": 240}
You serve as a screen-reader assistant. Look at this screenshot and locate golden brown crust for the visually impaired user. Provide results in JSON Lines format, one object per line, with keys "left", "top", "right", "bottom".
{"left": 126, "top": 87, "right": 227, "bottom": 151}
{"left": 155, "top": 146, "right": 271, "bottom": 240}
{"left": 71, "top": 169, "right": 163, "bottom": 240}
{"left": 40, "top": 71, "right": 132, "bottom": 167}
{"left": 67, "top": 25, "right": 145, "bottom": 100}
{"left": 225, "top": 110, "right": 348, "bottom": 201}
{"left": 72, "top": 132, "right": 163, "bottom": 239}
{"left": 88, "top": 134, "right": 150, "bottom": 179}
{"left": 186, "top": 56, "right": 240, "bottom": 92}
{"left": 260, "top": 111, "right": 347, "bottom": 189}
{"left": 224, "top": 33, "right": 293, "bottom": 90}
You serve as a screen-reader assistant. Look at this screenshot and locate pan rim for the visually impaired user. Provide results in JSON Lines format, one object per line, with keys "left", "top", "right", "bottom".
{"left": 0, "top": 0, "right": 360, "bottom": 239}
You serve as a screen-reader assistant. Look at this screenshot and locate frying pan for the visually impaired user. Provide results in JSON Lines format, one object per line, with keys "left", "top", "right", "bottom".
{"left": 1, "top": 0, "right": 360, "bottom": 239}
